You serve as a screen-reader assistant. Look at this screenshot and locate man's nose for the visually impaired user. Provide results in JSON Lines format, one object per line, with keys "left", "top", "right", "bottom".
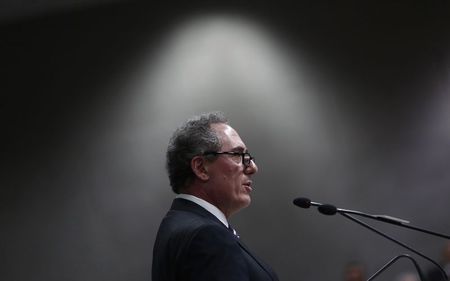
{"left": 244, "top": 160, "right": 258, "bottom": 174}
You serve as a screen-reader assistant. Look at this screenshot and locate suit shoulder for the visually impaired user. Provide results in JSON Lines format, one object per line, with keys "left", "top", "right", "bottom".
{"left": 164, "top": 208, "right": 221, "bottom": 230}
{"left": 154, "top": 210, "right": 235, "bottom": 260}
{"left": 156, "top": 208, "right": 230, "bottom": 243}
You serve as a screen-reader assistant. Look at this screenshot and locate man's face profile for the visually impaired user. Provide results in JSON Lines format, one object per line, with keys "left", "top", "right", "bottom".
{"left": 204, "top": 123, "right": 258, "bottom": 217}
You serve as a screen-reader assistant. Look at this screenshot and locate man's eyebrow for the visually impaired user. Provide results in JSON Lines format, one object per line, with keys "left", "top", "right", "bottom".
{"left": 231, "top": 146, "right": 247, "bottom": 152}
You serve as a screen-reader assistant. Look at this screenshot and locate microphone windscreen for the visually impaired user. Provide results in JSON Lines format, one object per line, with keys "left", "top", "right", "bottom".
{"left": 293, "top": 197, "right": 311, "bottom": 208}
{"left": 318, "top": 204, "right": 337, "bottom": 215}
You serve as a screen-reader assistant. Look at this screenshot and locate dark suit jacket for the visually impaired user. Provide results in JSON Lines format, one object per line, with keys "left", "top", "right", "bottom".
{"left": 152, "top": 198, "right": 279, "bottom": 281}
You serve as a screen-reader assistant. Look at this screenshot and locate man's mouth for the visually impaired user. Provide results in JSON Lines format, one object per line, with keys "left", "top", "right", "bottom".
{"left": 243, "top": 181, "right": 253, "bottom": 192}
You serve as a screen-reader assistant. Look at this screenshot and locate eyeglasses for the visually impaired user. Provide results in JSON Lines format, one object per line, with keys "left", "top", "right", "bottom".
{"left": 203, "top": 151, "right": 255, "bottom": 167}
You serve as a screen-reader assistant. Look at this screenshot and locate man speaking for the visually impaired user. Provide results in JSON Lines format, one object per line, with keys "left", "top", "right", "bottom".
{"left": 152, "top": 111, "right": 279, "bottom": 281}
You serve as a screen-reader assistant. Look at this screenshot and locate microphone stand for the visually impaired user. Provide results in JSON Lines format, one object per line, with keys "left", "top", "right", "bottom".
{"left": 340, "top": 212, "right": 448, "bottom": 281}
{"left": 293, "top": 198, "right": 450, "bottom": 281}
{"left": 367, "top": 254, "right": 425, "bottom": 281}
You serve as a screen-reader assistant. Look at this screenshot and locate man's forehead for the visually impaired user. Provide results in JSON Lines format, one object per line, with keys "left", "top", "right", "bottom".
{"left": 211, "top": 123, "right": 246, "bottom": 150}
{"left": 210, "top": 123, "right": 233, "bottom": 135}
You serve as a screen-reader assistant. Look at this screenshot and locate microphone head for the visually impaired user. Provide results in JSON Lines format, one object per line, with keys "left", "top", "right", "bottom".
{"left": 293, "top": 197, "right": 312, "bottom": 208}
{"left": 318, "top": 204, "right": 337, "bottom": 215}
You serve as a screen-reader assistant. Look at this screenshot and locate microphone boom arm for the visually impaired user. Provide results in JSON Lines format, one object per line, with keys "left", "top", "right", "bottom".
{"left": 337, "top": 208, "right": 450, "bottom": 240}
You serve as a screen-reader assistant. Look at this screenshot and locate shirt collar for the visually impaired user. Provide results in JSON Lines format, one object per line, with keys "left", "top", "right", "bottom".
{"left": 176, "top": 193, "right": 229, "bottom": 228}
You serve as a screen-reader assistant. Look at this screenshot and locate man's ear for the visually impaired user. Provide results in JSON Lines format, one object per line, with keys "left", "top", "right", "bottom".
{"left": 191, "top": 156, "right": 209, "bottom": 181}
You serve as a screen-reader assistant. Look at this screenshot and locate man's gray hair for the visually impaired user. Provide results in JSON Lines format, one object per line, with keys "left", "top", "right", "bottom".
{"left": 166, "top": 111, "right": 228, "bottom": 193}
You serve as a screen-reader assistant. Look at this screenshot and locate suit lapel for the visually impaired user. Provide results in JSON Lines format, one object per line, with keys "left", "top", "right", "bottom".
{"left": 237, "top": 237, "right": 278, "bottom": 280}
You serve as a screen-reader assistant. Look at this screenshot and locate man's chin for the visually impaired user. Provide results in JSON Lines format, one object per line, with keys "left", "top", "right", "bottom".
{"left": 241, "top": 196, "right": 251, "bottom": 208}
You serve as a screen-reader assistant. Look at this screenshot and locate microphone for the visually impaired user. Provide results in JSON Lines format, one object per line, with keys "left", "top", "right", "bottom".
{"left": 318, "top": 204, "right": 337, "bottom": 215}
{"left": 292, "top": 198, "right": 339, "bottom": 216}
{"left": 293, "top": 197, "right": 318, "bottom": 208}
{"left": 293, "top": 197, "right": 449, "bottom": 281}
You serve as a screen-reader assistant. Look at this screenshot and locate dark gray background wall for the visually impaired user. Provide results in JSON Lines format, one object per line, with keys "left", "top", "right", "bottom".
{"left": 1, "top": 1, "right": 450, "bottom": 281}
